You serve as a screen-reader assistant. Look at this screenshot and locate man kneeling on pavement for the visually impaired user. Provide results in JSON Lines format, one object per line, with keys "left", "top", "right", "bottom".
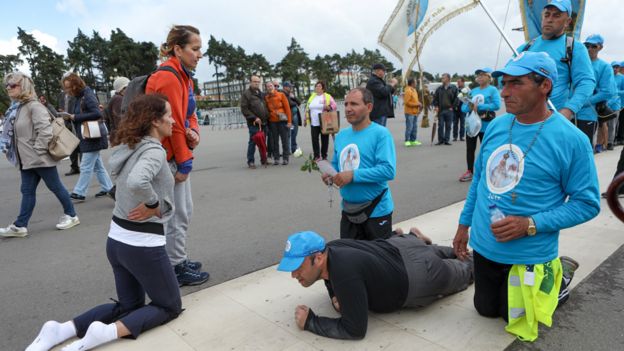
{"left": 277, "top": 229, "right": 473, "bottom": 340}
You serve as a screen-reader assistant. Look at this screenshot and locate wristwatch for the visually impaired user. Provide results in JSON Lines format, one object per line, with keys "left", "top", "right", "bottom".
{"left": 527, "top": 217, "right": 537, "bottom": 236}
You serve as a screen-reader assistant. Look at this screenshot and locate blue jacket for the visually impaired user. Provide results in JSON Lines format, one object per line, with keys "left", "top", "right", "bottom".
{"left": 70, "top": 87, "right": 107, "bottom": 153}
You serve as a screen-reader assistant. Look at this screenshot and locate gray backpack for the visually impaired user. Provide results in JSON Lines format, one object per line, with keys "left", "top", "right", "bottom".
{"left": 120, "top": 66, "right": 183, "bottom": 117}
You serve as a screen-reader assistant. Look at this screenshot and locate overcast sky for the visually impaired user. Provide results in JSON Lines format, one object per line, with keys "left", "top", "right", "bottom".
{"left": 1, "top": 0, "right": 622, "bottom": 84}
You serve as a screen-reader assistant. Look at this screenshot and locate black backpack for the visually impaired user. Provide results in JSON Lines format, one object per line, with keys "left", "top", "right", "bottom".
{"left": 120, "top": 66, "right": 183, "bottom": 117}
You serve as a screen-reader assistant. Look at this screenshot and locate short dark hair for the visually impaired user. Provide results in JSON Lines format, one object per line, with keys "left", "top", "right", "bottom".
{"left": 527, "top": 72, "right": 553, "bottom": 97}
{"left": 407, "top": 78, "right": 415, "bottom": 86}
{"left": 315, "top": 81, "right": 326, "bottom": 91}
{"left": 348, "top": 87, "right": 373, "bottom": 104}
{"left": 442, "top": 73, "right": 451, "bottom": 79}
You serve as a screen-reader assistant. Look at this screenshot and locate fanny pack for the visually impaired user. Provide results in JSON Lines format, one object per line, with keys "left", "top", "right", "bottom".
{"left": 342, "top": 188, "right": 388, "bottom": 224}
{"left": 479, "top": 110, "right": 496, "bottom": 122}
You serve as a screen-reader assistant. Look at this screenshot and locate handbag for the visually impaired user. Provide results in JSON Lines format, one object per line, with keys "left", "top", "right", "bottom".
{"left": 277, "top": 112, "right": 288, "bottom": 122}
{"left": 320, "top": 111, "right": 340, "bottom": 135}
{"left": 81, "top": 120, "right": 108, "bottom": 139}
{"left": 479, "top": 110, "right": 496, "bottom": 122}
{"left": 596, "top": 101, "right": 618, "bottom": 121}
{"left": 47, "top": 113, "right": 80, "bottom": 161}
{"left": 342, "top": 188, "right": 388, "bottom": 224}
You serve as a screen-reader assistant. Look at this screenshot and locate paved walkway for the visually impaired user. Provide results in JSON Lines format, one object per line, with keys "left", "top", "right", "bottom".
{"left": 52, "top": 147, "right": 623, "bottom": 351}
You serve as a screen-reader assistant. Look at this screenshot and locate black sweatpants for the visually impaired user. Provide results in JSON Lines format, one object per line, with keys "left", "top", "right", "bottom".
{"left": 340, "top": 212, "right": 392, "bottom": 240}
{"left": 311, "top": 126, "right": 329, "bottom": 159}
{"left": 574, "top": 119, "right": 597, "bottom": 147}
{"left": 73, "top": 238, "right": 182, "bottom": 338}
{"left": 466, "top": 132, "right": 484, "bottom": 172}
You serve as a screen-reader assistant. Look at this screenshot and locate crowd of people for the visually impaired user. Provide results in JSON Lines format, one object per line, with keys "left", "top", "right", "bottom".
{"left": 0, "top": 0, "right": 620, "bottom": 349}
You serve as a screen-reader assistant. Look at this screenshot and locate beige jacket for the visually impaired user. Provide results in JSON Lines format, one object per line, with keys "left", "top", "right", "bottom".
{"left": 14, "top": 100, "right": 57, "bottom": 170}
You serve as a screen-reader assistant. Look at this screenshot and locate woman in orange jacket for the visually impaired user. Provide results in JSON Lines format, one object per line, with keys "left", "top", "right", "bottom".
{"left": 145, "top": 25, "right": 209, "bottom": 286}
{"left": 264, "top": 82, "right": 292, "bottom": 165}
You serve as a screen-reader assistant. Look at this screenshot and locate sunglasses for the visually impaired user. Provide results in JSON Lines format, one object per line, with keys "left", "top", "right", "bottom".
{"left": 584, "top": 43, "right": 598, "bottom": 49}
{"left": 5, "top": 83, "right": 20, "bottom": 89}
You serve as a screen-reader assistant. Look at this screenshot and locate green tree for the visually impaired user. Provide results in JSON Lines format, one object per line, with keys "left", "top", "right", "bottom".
{"left": 276, "top": 38, "right": 310, "bottom": 96}
{"left": 16, "top": 27, "right": 41, "bottom": 81}
{"left": 205, "top": 35, "right": 226, "bottom": 101}
{"left": 0, "top": 54, "right": 23, "bottom": 111}
{"left": 66, "top": 29, "right": 96, "bottom": 86}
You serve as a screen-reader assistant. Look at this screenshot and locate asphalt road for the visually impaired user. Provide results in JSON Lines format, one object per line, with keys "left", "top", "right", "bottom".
{"left": 0, "top": 109, "right": 473, "bottom": 350}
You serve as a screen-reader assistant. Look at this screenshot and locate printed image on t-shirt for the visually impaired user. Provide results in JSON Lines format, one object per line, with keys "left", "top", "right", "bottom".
{"left": 340, "top": 143, "right": 360, "bottom": 172}
{"left": 486, "top": 144, "right": 524, "bottom": 194}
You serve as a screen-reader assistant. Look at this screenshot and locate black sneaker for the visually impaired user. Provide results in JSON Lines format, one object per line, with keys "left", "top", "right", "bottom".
{"left": 185, "top": 259, "right": 203, "bottom": 271}
{"left": 70, "top": 193, "right": 86, "bottom": 202}
{"left": 65, "top": 169, "right": 80, "bottom": 176}
{"left": 175, "top": 263, "right": 209, "bottom": 286}
{"left": 95, "top": 191, "right": 108, "bottom": 198}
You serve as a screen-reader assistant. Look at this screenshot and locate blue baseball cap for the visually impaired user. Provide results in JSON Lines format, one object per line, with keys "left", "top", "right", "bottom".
{"left": 544, "top": 0, "right": 572, "bottom": 16}
{"left": 584, "top": 34, "right": 604, "bottom": 46}
{"left": 475, "top": 67, "right": 493, "bottom": 75}
{"left": 612, "top": 61, "right": 621, "bottom": 68}
{"left": 277, "top": 231, "right": 326, "bottom": 272}
{"left": 493, "top": 51, "right": 558, "bottom": 83}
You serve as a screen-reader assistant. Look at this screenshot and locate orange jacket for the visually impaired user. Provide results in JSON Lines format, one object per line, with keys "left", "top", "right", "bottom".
{"left": 264, "top": 91, "right": 292, "bottom": 123}
{"left": 403, "top": 86, "right": 421, "bottom": 115}
{"left": 146, "top": 57, "right": 199, "bottom": 165}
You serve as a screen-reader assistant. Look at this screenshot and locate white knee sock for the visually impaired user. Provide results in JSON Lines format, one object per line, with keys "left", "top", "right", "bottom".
{"left": 61, "top": 321, "right": 118, "bottom": 351}
{"left": 26, "top": 320, "right": 77, "bottom": 351}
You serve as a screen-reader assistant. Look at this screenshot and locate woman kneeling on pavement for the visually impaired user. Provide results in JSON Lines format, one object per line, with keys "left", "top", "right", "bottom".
{"left": 0, "top": 72, "right": 79, "bottom": 238}
{"left": 26, "top": 94, "right": 181, "bottom": 351}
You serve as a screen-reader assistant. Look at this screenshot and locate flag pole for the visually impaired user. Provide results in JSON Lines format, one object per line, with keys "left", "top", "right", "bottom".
{"left": 477, "top": 0, "right": 557, "bottom": 110}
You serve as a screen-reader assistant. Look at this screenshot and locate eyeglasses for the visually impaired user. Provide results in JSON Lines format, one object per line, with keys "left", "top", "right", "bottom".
{"left": 5, "top": 83, "right": 19, "bottom": 89}
{"left": 584, "top": 43, "right": 598, "bottom": 49}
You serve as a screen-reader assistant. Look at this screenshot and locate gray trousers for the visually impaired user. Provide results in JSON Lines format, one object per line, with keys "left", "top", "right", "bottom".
{"left": 387, "top": 234, "right": 473, "bottom": 308}
{"left": 166, "top": 161, "right": 193, "bottom": 266}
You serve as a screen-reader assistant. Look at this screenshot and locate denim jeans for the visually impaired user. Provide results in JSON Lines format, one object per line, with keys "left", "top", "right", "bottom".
{"left": 247, "top": 124, "right": 260, "bottom": 163}
{"left": 453, "top": 110, "right": 466, "bottom": 140}
{"left": 72, "top": 151, "right": 114, "bottom": 196}
{"left": 15, "top": 166, "right": 76, "bottom": 227}
{"left": 373, "top": 116, "right": 387, "bottom": 126}
{"left": 73, "top": 238, "right": 182, "bottom": 338}
{"left": 290, "top": 108, "right": 299, "bottom": 152}
{"left": 438, "top": 109, "right": 454, "bottom": 143}
{"left": 405, "top": 114, "right": 418, "bottom": 142}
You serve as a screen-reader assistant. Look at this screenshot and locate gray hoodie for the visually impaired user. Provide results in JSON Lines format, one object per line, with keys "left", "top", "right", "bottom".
{"left": 109, "top": 136, "right": 174, "bottom": 225}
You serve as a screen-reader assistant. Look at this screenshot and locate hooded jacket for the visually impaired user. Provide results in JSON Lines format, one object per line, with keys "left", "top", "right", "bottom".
{"left": 109, "top": 137, "right": 174, "bottom": 225}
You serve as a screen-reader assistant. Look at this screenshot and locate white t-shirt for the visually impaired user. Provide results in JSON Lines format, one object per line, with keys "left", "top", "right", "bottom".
{"left": 308, "top": 95, "right": 326, "bottom": 126}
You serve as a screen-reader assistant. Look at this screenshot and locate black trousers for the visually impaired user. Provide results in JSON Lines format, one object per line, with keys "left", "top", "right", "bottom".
{"left": 311, "top": 126, "right": 329, "bottom": 159}
{"left": 269, "top": 121, "right": 290, "bottom": 160}
{"left": 615, "top": 110, "right": 624, "bottom": 143}
{"left": 340, "top": 212, "right": 392, "bottom": 240}
{"left": 473, "top": 251, "right": 568, "bottom": 322}
{"left": 466, "top": 132, "right": 484, "bottom": 172}
{"left": 574, "top": 119, "right": 597, "bottom": 147}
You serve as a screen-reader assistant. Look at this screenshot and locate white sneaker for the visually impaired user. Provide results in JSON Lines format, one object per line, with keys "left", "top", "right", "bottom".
{"left": 56, "top": 215, "right": 80, "bottom": 230}
{"left": 0, "top": 224, "right": 28, "bottom": 238}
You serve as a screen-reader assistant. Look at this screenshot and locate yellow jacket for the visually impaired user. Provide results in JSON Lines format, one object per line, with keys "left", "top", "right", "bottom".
{"left": 403, "top": 86, "right": 421, "bottom": 115}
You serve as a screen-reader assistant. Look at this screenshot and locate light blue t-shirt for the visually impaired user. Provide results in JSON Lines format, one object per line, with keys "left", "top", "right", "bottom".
{"left": 608, "top": 78, "right": 621, "bottom": 111}
{"left": 459, "top": 112, "right": 600, "bottom": 264}
{"left": 577, "top": 58, "right": 616, "bottom": 121}
{"left": 615, "top": 73, "right": 624, "bottom": 106}
{"left": 516, "top": 36, "right": 595, "bottom": 114}
{"left": 331, "top": 122, "right": 396, "bottom": 217}
{"left": 461, "top": 85, "right": 501, "bottom": 133}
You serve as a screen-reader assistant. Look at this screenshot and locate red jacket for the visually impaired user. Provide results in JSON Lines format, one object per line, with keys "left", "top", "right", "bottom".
{"left": 146, "top": 57, "right": 199, "bottom": 165}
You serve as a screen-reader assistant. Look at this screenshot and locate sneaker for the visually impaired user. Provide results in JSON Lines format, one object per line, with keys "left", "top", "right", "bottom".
{"left": 453, "top": 138, "right": 458, "bottom": 142}
{"left": 56, "top": 215, "right": 80, "bottom": 230}
{"left": 247, "top": 162, "right": 256, "bottom": 169}
{"left": 560, "top": 256, "right": 579, "bottom": 283}
{"left": 444, "top": 142, "right": 452, "bottom": 145}
{"left": 95, "top": 190, "right": 111, "bottom": 198}
{"left": 70, "top": 193, "right": 85, "bottom": 202}
{"left": 404, "top": 141, "right": 412, "bottom": 147}
{"left": 273, "top": 159, "right": 280, "bottom": 166}
{"left": 607, "top": 143, "right": 614, "bottom": 151}
{"left": 0, "top": 224, "right": 28, "bottom": 238}
{"left": 282, "top": 159, "right": 289, "bottom": 165}
{"left": 459, "top": 170, "right": 473, "bottom": 182}
{"left": 293, "top": 147, "right": 303, "bottom": 158}
{"left": 175, "top": 263, "right": 210, "bottom": 286}
{"left": 108, "top": 186, "right": 116, "bottom": 201}
{"left": 184, "top": 259, "right": 203, "bottom": 271}
{"left": 594, "top": 145, "right": 602, "bottom": 153}
{"left": 64, "top": 168, "right": 80, "bottom": 176}
{"left": 411, "top": 140, "right": 422, "bottom": 146}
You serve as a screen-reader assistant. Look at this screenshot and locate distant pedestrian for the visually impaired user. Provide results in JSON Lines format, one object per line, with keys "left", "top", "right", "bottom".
{"left": 105, "top": 76, "right": 129, "bottom": 141}
{"left": 403, "top": 78, "right": 422, "bottom": 146}
{"left": 453, "top": 77, "right": 468, "bottom": 141}
{"left": 432, "top": 73, "right": 459, "bottom": 145}
{"left": 304, "top": 81, "right": 337, "bottom": 161}
{"left": 282, "top": 82, "right": 302, "bottom": 156}
{"left": 366, "top": 63, "right": 397, "bottom": 126}
{"left": 264, "top": 81, "right": 292, "bottom": 165}
{"left": 0, "top": 72, "right": 79, "bottom": 238}
{"left": 240, "top": 75, "right": 269, "bottom": 168}
{"left": 61, "top": 72, "right": 114, "bottom": 203}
